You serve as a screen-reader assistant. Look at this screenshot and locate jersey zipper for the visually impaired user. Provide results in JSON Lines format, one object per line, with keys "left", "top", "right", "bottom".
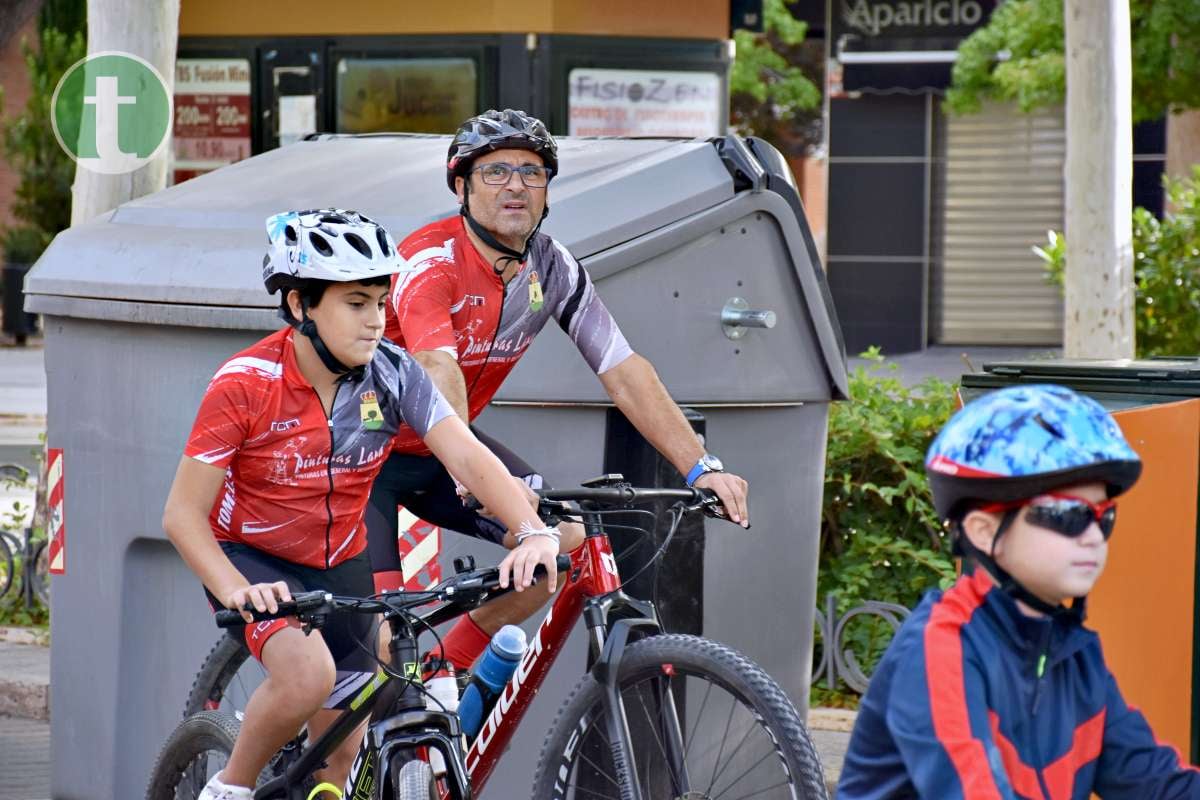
{"left": 466, "top": 282, "right": 508, "bottom": 401}
{"left": 315, "top": 382, "right": 341, "bottom": 568}
{"left": 1031, "top": 623, "right": 1054, "bottom": 800}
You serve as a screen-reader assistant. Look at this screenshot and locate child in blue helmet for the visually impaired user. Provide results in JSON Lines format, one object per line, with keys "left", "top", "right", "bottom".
{"left": 837, "top": 384, "right": 1200, "bottom": 799}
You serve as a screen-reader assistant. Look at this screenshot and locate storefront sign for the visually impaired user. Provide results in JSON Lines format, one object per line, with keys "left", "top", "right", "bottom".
{"left": 831, "top": 0, "right": 999, "bottom": 91}
{"left": 839, "top": 0, "right": 988, "bottom": 38}
{"left": 568, "top": 68, "right": 722, "bottom": 138}
{"left": 172, "top": 58, "right": 251, "bottom": 184}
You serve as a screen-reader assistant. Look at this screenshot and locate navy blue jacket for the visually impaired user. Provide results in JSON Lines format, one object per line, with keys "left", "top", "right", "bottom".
{"left": 837, "top": 570, "right": 1200, "bottom": 799}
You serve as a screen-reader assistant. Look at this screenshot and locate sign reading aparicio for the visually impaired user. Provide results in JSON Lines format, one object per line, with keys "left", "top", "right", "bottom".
{"left": 838, "top": 0, "right": 996, "bottom": 40}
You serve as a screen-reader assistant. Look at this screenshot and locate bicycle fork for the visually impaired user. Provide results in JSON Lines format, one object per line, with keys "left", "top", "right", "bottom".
{"left": 585, "top": 597, "right": 692, "bottom": 800}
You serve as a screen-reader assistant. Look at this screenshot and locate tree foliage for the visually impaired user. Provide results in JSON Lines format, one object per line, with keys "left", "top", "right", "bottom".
{"left": 946, "top": 0, "right": 1200, "bottom": 122}
{"left": 1037, "top": 167, "right": 1200, "bottom": 355}
{"left": 0, "top": 3, "right": 85, "bottom": 263}
{"left": 730, "top": 0, "right": 822, "bottom": 153}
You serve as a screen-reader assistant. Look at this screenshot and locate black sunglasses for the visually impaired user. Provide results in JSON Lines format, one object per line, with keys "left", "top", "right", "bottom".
{"left": 979, "top": 493, "right": 1118, "bottom": 539}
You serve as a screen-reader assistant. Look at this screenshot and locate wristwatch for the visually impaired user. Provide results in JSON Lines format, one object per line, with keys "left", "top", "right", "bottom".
{"left": 685, "top": 454, "right": 725, "bottom": 487}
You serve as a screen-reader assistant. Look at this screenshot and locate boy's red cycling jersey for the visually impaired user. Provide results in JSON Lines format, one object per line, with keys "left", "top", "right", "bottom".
{"left": 384, "top": 215, "right": 633, "bottom": 456}
{"left": 185, "top": 328, "right": 455, "bottom": 568}
{"left": 838, "top": 569, "right": 1200, "bottom": 799}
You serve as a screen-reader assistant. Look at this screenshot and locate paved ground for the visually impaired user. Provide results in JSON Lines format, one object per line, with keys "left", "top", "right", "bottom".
{"left": 0, "top": 715, "right": 49, "bottom": 800}
{"left": 848, "top": 343, "right": 1062, "bottom": 386}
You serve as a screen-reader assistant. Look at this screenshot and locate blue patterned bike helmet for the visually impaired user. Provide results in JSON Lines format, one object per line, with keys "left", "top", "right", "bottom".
{"left": 926, "top": 384, "right": 1142, "bottom": 522}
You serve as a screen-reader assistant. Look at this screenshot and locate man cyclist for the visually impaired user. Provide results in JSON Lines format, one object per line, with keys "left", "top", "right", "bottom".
{"left": 163, "top": 209, "right": 561, "bottom": 798}
{"left": 366, "top": 108, "right": 751, "bottom": 678}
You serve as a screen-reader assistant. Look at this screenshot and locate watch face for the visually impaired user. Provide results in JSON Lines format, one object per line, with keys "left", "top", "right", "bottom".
{"left": 701, "top": 454, "right": 723, "bottom": 472}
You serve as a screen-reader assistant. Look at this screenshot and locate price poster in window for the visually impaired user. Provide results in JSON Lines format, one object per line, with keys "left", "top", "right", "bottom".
{"left": 172, "top": 58, "right": 252, "bottom": 184}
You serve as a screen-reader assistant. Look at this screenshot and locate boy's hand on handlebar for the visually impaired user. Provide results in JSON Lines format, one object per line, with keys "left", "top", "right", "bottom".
{"left": 499, "top": 535, "right": 560, "bottom": 594}
{"left": 224, "top": 581, "right": 293, "bottom": 624}
{"left": 693, "top": 471, "right": 750, "bottom": 528}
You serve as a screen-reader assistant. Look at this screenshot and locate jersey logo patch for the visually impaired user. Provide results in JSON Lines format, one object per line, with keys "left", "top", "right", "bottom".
{"left": 528, "top": 272, "right": 544, "bottom": 312}
{"left": 360, "top": 391, "right": 383, "bottom": 430}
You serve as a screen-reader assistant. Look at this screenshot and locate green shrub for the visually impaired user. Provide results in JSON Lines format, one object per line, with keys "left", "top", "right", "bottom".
{"left": 1035, "top": 167, "right": 1200, "bottom": 357}
{"left": 0, "top": 22, "right": 85, "bottom": 265}
{"left": 815, "top": 349, "right": 958, "bottom": 705}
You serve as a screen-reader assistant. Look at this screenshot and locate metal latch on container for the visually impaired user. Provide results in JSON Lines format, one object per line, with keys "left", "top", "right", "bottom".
{"left": 722, "top": 297, "right": 776, "bottom": 340}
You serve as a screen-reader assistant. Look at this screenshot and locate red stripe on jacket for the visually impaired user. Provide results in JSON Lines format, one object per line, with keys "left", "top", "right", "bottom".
{"left": 925, "top": 570, "right": 1005, "bottom": 799}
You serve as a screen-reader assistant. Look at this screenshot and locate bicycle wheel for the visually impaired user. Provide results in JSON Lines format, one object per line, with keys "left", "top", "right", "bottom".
{"left": 185, "top": 633, "right": 263, "bottom": 717}
{"left": 32, "top": 538, "right": 50, "bottom": 605}
{"left": 391, "top": 756, "right": 436, "bottom": 800}
{"left": 145, "top": 710, "right": 242, "bottom": 800}
{"left": 0, "top": 533, "right": 14, "bottom": 600}
{"left": 532, "top": 634, "right": 828, "bottom": 800}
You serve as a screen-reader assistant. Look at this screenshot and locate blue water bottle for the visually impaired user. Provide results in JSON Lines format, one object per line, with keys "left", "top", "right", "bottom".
{"left": 458, "top": 624, "right": 527, "bottom": 739}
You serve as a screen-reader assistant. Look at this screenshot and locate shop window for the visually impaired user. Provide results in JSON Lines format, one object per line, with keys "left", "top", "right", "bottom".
{"left": 335, "top": 57, "right": 476, "bottom": 134}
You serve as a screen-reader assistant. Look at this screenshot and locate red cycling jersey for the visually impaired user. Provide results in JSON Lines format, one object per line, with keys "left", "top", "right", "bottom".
{"left": 385, "top": 215, "right": 633, "bottom": 456}
{"left": 185, "top": 328, "right": 455, "bottom": 568}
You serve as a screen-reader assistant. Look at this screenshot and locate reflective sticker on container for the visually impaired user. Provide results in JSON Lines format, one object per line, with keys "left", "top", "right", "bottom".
{"left": 397, "top": 506, "right": 442, "bottom": 590}
{"left": 46, "top": 448, "right": 65, "bottom": 575}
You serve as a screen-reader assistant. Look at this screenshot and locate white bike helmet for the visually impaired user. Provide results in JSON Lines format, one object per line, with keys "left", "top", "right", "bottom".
{"left": 263, "top": 208, "right": 402, "bottom": 294}
{"left": 261, "top": 208, "right": 402, "bottom": 377}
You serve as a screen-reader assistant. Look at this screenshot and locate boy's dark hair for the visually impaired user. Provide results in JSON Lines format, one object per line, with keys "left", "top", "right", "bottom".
{"left": 278, "top": 275, "right": 391, "bottom": 325}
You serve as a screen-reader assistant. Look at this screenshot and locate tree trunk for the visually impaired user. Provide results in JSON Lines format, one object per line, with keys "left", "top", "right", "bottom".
{"left": 1166, "top": 108, "right": 1200, "bottom": 187}
{"left": 69, "top": 0, "right": 180, "bottom": 226}
{"left": 1063, "top": 0, "right": 1134, "bottom": 359}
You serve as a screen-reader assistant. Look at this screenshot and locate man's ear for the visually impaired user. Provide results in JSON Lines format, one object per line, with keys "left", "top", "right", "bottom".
{"left": 960, "top": 509, "right": 1002, "bottom": 556}
{"left": 455, "top": 175, "right": 466, "bottom": 205}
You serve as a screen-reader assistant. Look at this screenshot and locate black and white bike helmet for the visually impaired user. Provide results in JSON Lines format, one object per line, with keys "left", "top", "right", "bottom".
{"left": 263, "top": 208, "right": 401, "bottom": 294}
{"left": 262, "top": 209, "right": 404, "bottom": 377}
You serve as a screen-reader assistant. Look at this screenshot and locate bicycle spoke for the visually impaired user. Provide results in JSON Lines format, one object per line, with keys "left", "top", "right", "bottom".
{"left": 706, "top": 690, "right": 739, "bottom": 790}
{"left": 575, "top": 748, "right": 623, "bottom": 791}
{"left": 706, "top": 707, "right": 766, "bottom": 790}
{"left": 683, "top": 678, "right": 714, "bottom": 759}
{"left": 710, "top": 747, "right": 778, "bottom": 799}
{"left": 718, "top": 777, "right": 795, "bottom": 800}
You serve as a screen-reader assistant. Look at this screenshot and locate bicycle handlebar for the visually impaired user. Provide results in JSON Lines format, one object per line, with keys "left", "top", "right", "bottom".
{"left": 214, "top": 554, "right": 572, "bottom": 629}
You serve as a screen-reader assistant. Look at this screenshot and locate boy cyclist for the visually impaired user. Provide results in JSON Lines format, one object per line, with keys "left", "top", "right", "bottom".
{"left": 837, "top": 384, "right": 1200, "bottom": 799}
{"left": 162, "top": 209, "right": 561, "bottom": 798}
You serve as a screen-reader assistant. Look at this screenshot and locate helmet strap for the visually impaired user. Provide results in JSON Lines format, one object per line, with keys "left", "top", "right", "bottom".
{"left": 460, "top": 179, "right": 549, "bottom": 274}
{"left": 958, "top": 513, "right": 1085, "bottom": 622}
{"left": 294, "top": 299, "right": 364, "bottom": 382}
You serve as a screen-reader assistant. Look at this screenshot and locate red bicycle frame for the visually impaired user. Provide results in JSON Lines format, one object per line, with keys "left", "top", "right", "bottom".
{"left": 457, "top": 533, "right": 626, "bottom": 794}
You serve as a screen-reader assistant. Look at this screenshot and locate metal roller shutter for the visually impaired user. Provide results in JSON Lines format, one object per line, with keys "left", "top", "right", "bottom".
{"left": 931, "top": 101, "right": 1065, "bottom": 345}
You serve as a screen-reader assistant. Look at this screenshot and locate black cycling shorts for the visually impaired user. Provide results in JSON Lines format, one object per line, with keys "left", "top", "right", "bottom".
{"left": 205, "top": 542, "right": 378, "bottom": 710}
{"left": 365, "top": 427, "right": 543, "bottom": 579}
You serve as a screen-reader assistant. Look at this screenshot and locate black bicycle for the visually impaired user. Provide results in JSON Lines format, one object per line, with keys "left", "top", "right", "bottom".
{"left": 0, "top": 462, "right": 49, "bottom": 607}
{"left": 152, "top": 480, "right": 827, "bottom": 800}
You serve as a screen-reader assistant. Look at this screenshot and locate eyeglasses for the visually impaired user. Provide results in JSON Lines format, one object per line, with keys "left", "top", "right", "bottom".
{"left": 472, "top": 162, "right": 554, "bottom": 188}
{"left": 978, "top": 493, "right": 1118, "bottom": 539}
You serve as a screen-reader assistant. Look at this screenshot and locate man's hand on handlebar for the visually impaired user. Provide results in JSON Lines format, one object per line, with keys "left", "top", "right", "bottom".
{"left": 499, "top": 535, "right": 560, "bottom": 594}
{"left": 223, "top": 581, "right": 293, "bottom": 625}
{"left": 693, "top": 471, "right": 750, "bottom": 528}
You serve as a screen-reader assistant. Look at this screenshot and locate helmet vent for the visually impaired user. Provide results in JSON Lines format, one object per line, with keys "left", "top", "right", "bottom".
{"left": 375, "top": 228, "right": 391, "bottom": 255}
{"left": 308, "top": 231, "right": 334, "bottom": 257}
{"left": 1032, "top": 413, "right": 1064, "bottom": 439}
{"left": 344, "top": 232, "right": 373, "bottom": 259}
{"left": 284, "top": 225, "right": 298, "bottom": 245}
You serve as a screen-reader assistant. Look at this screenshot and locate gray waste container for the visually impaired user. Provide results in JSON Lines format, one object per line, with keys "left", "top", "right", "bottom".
{"left": 25, "top": 132, "right": 848, "bottom": 799}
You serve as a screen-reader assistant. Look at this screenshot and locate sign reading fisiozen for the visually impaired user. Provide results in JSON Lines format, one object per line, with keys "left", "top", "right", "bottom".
{"left": 568, "top": 68, "right": 722, "bottom": 139}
